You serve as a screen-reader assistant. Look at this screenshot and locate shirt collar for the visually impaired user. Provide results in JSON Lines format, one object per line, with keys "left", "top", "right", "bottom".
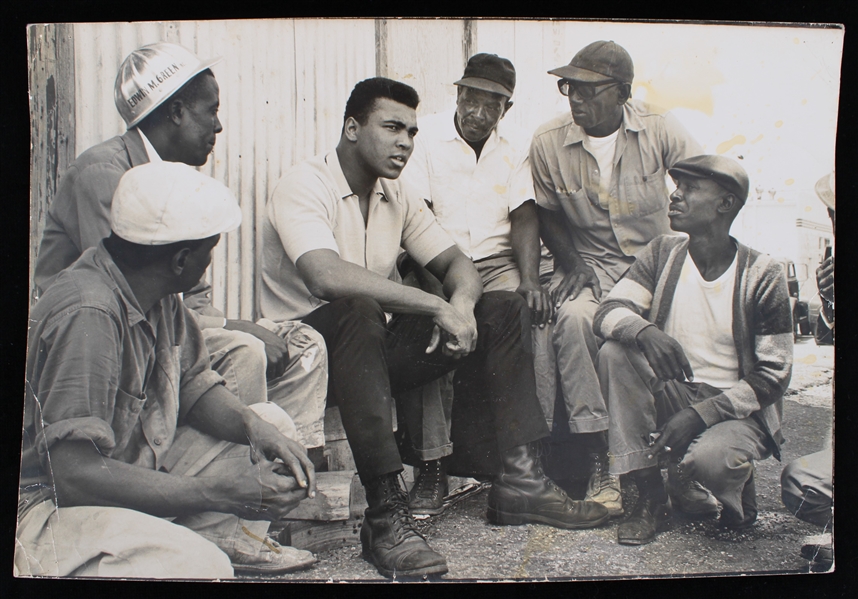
{"left": 563, "top": 102, "right": 647, "bottom": 146}
{"left": 325, "top": 150, "right": 387, "bottom": 202}
{"left": 92, "top": 241, "right": 156, "bottom": 328}
{"left": 439, "top": 108, "right": 502, "bottom": 148}
{"left": 135, "top": 127, "right": 163, "bottom": 163}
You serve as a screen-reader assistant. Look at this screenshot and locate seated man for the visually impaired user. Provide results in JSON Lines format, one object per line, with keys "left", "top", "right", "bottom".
{"left": 397, "top": 52, "right": 554, "bottom": 515}
{"left": 592, "top": 155, "right": 793, "bottom": 545}
{"left": 33, "top": 42, "right": 327, "bottom": 453}
{"left": 780, "top": 171, "right": 834, "bottom": 572}
{"left": 16, "top": 162, "right": 316, "bottom": 579}
{"left": 260, "top": 77, "right": 609, "bottom": 579}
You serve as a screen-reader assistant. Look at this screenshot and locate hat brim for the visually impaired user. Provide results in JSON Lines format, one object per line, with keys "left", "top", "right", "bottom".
{"left": 454, "top": 77, "right": 513, "bottom": 98}
{"left": 125, "top": 55, "right": 224, "bottom": 129}
{"left": 547, "top": 64, "right": 620, "bottom": 84}
{"left": 668, "top": 166, "right": 747, "bottom": 201}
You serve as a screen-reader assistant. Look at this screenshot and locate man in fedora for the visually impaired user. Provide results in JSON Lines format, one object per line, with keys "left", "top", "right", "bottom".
{"left": 17, "top": 162, "right": 318, "bottom": 578}
{"left": 530, "top": 40, "right": 703, "bottom": 517}
{"left": 32, "top": 42, "right": 327, "bottom": 455}
{"left": 593, "top": 155, "right": 792, "bottom": 545}
{"left": 397, "top": 53, "right": 554, "bottom": 515}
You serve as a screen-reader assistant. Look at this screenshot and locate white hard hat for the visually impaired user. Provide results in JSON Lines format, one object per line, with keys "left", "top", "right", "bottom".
{"left": 111, "top": 162, "right": 242, "bottom": 245}
{"left": 114, "top": 42, "right": 222, "bottom": 128}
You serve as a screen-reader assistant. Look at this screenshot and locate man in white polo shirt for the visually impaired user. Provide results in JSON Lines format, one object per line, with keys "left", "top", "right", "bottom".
{"left": 260, "top": 77, "right": 609, "bottom": 579}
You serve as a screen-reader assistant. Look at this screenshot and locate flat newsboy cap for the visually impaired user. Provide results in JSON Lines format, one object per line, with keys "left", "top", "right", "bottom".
{"left": 548, "top": 40, "right": 634, "bottom": 84}
{"left": 111, "top": 162, "right": 242, "bottom": 245}
{"left": 454, "top": 53, "right": 516, "bottom": 97}
{"left": 668, "top": 155, "right": 750, "bottom": 202}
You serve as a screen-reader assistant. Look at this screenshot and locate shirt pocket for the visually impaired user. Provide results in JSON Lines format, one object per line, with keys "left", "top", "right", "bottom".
{"left": 558, "top": 187, "right": 600, "bottom": 228}
{"left": 110, "top": 388, "right": 147, "bottom": 456}
{"left": 622, "top": 166, "right": 669, "bottom": 217}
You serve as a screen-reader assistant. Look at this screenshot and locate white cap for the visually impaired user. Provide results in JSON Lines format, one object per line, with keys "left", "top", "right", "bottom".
{"left": 815, "top": 172, "right": 835, "bottom": 211}
{"left": 115, "top": 42, "right": 222, "bottom": 128}
{"left": 111, "top": 162, "right": 242, "bottom": 245}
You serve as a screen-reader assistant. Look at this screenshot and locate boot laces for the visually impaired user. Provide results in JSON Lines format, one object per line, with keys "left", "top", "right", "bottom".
{"left": 384, "top": 483, "right": 424, "bottom": 540}
{"left": 414, "top": 461, "right": 443, "bottom": 500}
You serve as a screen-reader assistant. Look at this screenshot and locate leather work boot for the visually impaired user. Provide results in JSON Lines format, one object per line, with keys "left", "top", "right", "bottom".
{"left": 617, "top": 494, "right": 672, "bottom": 545}
{"left": 360, "top": 473, "right": 448, "bottom": 579}
{"left": 719, "top": 464, "right": 758, "bottom": 530}
{"left": 585, "top": 452, "right": 623, "bottom": 517}
{"left": 487, "top": 442, "right": 610, "bottom": 529}
{"left": 666, "top": 459, "right": 720, "bottom": 519}
{"left": 409, "top": 459, "right": 449, "bottom": 516}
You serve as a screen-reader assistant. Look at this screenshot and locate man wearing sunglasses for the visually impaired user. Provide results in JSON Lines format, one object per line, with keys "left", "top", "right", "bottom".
{"left": 530, "top": 41, "right": 703, "bottom": 518}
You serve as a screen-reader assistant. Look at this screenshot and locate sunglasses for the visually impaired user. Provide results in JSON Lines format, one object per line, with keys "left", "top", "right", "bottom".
{"left": 557, "top": 79, "right": 621, "bottom": 100}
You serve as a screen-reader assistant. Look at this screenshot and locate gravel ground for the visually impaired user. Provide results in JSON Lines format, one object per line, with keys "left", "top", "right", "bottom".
{"left": 246, "top": 337, "right": 834, "bottom": 583}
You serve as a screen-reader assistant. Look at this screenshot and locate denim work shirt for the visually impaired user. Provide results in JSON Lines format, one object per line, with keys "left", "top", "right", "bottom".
{"left": 530, "top": 101, "right": 702, "bottom": 284}
{"left": 19, "top": 242, "right": 224, "bottom": 518}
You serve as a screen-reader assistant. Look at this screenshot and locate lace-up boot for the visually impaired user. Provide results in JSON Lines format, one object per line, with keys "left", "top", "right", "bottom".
{"left": 487, "top": 442, "right": 610, "bottom": 529}
{"left": 408, "top": 459, "right": 449, "bottom": 516}
{"left": 666, "top": 459, "right": 719, "bottom": 519}
{"left": 360, "top": 473, "right": 448, "bottom": 578}
{"left": 585, "top": 452, "right": 623, "bottom": 516}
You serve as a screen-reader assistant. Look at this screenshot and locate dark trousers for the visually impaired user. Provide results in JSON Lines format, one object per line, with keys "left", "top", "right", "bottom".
{"left": 302, "top": 291, "right": 550, "bottom": 483}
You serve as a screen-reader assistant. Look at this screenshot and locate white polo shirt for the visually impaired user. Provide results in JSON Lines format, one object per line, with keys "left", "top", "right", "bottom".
{"left": 400, "top": 109, "right": 535, "bottom": 261}
{"left": 260, "top": 150, "right": 456, "bottom": 322}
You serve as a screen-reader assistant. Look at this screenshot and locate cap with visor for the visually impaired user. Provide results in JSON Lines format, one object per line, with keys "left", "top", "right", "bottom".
{"left": 114, "top": 42, "right": 222, "bottom": 129}
{"left": 454, "top": 53, "right": 516, "bottom": 98}
{"left": 668, "top": 155, "right": 750, "bottom": 202}
{"left": 548, "top": 40, "right": 634, "bottom": 84}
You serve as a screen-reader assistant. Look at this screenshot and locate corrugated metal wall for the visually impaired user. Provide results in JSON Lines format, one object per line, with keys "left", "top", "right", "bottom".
{"left": 70, "top": 19, "right": 378, "bottom": 320}
{"left": 35, "top": 18, "right": 578, "bottom": 320}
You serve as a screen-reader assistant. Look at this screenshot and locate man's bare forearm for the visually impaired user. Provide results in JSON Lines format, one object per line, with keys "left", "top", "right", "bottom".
{"left": 50, "top": 441, "right": 227, "bottom": 517}
{"left": 538, "top": 206, "right": 585, "bottom": 273}
{"left": 426, "top": 247, "right": 483, "bottom": 313}
{"left": 510, "top": 200, "right": 542, "bottom": 285}
{"left": 297, "top": 248, "right": 450, "bottom": 317}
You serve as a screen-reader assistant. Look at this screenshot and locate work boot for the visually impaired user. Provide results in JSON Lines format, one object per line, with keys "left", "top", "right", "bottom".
{"left": 719, "top": 465, "right": 758, "bottom": 530}
{"left": 487, "top": 442, "right": 610, "bottom": 529}
{"left": 666, "top": 459, "right": 719, "bottom": 519}
{"left": 409, "top": 459, "right": 449, "bottom": 516}
{"left": 617, "top": 494, "right": 672, "bottom": 545}
{"left": 360, "top": 473, "right": 448, "bottom": 579}
{"left": 585, "top": 452, "right": 623, "bottom": 516}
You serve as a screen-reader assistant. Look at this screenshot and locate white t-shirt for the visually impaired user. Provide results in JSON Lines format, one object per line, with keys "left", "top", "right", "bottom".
{"left": 663, "top": 251, "right": 740, "bottom": 389}
{"left": 585, "top": 129, "right": 619, "bottom": 209}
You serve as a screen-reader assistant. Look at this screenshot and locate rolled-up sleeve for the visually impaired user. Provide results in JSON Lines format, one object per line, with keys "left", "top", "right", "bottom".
{"left": 32, "top": 307, "right": 123, "bottom": 465}
{"left": 175, "top": 301, "right": 225, "bottom": 422}
{"left": 399, "top": 181, "right": 456, "bottom": 266}
{"left": 507, "top": 153, "right": 535, "bottom": 213}
{"left": 529, "top": 137, "right": 561, "bottom": 211}
{"left": 268, "top": 171, "right": 340, "bottom": 264}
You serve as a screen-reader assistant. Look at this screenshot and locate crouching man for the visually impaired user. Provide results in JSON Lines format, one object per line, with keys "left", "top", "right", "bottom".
{"left": 592, "top": 155, "right": 792, "bottom": 545}
{"left": 16, "top": 162, "right": 317, "bottom": 579}
{"left": 260, "top": 77, "right": 609, "bottom": 579}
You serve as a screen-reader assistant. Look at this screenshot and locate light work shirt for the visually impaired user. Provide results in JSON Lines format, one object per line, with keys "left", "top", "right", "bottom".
{"left": 400, "top": 109, "right": 535, "bottom": 261}
{"left": 530, "top": 100, "right": 702, "bottom": 285}
{"left": 20, "top": 242, "right": 224, "bottom": 518}
{"left": 260, "top": 150, "right": 456, "bottom": 322}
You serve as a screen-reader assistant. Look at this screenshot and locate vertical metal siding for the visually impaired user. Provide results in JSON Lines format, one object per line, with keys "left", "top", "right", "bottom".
{"left": 68, "top": 19, "right": 375, "bottom": 321}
